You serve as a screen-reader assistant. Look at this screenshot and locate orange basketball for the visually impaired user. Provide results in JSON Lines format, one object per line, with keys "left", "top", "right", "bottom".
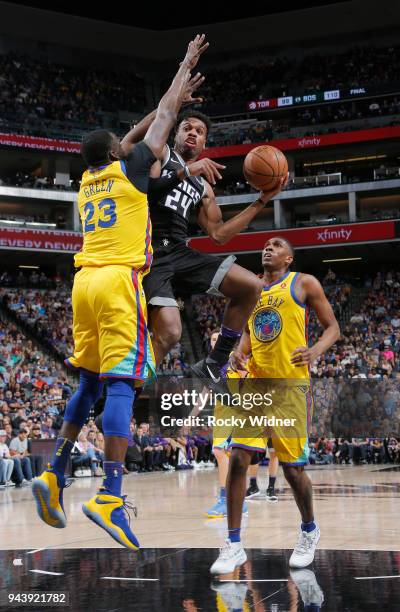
{"left": 243, "top": 145, "right": 288, "bottom": 191}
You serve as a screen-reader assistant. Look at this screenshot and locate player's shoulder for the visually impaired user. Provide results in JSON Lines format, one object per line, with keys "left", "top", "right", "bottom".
{"left": 295, "top": 272, "right": 320, "bottom": 286}
{"left": 295, "top": 272, "right": 324, "bottom": 297}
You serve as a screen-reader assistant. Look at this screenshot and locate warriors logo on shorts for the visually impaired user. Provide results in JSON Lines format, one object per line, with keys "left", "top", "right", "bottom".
{"left": 253, "top": 308, "right": 282, "bottom": 343}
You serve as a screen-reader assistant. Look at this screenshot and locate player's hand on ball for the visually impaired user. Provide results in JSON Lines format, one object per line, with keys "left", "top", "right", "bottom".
{"left": 258, "top": 172, "right": 289, "bottom": 205}
{"left": 188, "top": 158, "right": 226, "bottom": 185}
{"left": 183, "top": 34, "right": 209, "bottom": 70}
{"left": 182, "top": 72, "right": 205, "bottom": 106}
{"left": 290, "top": 345, "right": 319, "bottom": 366}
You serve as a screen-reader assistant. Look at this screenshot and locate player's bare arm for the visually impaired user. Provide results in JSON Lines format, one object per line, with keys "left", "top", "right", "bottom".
{"left": 197, "top": 176, "right": 288, "bottom": 245}
{"left": 120, "top": 73, "right": 205, "bottom": 151}
{"left": 120, "top": 34, "right": 209, "bottom": 159}
{"left": 290, "top": 274, "right": 340, "bottom": 367}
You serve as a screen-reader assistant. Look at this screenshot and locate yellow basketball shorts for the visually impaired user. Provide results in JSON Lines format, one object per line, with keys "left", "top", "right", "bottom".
{"left": 229, "top": 378, "right": 313, "bottom": 465}
{"left": 212, "top": 402, "right": 232, "bottom": 450}
{"left": 66, "top": 265, "right": 155, "bottom": 382}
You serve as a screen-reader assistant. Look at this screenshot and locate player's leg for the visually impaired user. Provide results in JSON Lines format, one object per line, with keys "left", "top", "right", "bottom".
{"left": 184, "top": 250, "right": 260, "bottom": 380}
{"left": 148, "top": 306, "right": 182, "bottom": 365}
{"left": 143, "top": 250, "right": 181, "bottom": 365}
{"left": 274, "top": 388, "right": 319, "bottom": 567}
{"left": 208, "top": 263, "right": 261, "bottom": 367}
{"left": 32, "top": 269, "right": 102, "bottom": 528}
{"left": 205, "top": 446, "right": 229, "bottom": 517}
{"left": 246, "top": 453, "right": 261, "bottom": 498}
{"left": 82, "top": 267, "right": 155, "bottom": 550}
{"left": 266, "top": 441, "right": 279, "bottom": 502}
{"left": 210, "top": 446, "right": 252, "bottom": 574}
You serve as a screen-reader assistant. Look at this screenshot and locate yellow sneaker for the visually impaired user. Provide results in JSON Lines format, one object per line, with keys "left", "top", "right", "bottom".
{"left": 82, "top": 490, "right": 139, "bottom": 550}
{"left": 32, "top": 467, "right": 68, "bottom": 529}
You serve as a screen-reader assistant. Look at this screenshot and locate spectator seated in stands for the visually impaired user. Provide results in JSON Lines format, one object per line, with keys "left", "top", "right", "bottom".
{"left": 71, "top": 432, "right": 103, "bottom": 476}
{"left": 9, "top": 427, "right": 33, "bottom": 486}
{"left": 0, "top": 429, "right": 14, "bottom": 486}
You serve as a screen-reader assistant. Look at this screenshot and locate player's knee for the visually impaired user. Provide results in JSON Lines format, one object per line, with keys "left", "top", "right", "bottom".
{"left": 282, "top": 464, "right": 303, "bottom": 485}
{"left": 102, "top": 379, "right": 136, "bottom": 439}
{"left": 159, "top": 322, "right": 182, "bottom": 351}
{"left": 64, "top": 371, "right": 103, "bottom": 427}
{"left": 229, "top": 449, "right": 250, "bottom": 477}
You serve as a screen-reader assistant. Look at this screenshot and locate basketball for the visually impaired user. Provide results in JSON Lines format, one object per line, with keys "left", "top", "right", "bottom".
{"left": 243, "top": 145, "right": 288, "bottom": 191}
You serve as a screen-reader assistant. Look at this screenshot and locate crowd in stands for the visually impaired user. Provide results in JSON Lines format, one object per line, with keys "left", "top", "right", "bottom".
{"left": 307, "top": 435, "right": 400, "bottom": 465}
{"left": 0, "top": 276, "right": 189, "bottom": 375}
{"left": 0, "top": 52, "right": 145, "bottom": 130}
{"left": 207, "top": 96, "right": 400, "bottom": 149}
{"left": 202, "top": 45, "right": 400, "bottom": 105}
{"left": 1, "top": 286, "right": 74, "bottom": 359}
{"left": 0, "top": 313, "right": 212, "bottom": 486}
{"left": 1, "top": 44, "right": 399, "bottom": 144}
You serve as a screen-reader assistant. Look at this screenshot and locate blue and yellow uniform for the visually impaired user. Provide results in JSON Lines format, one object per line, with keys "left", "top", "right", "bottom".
{"left": 230, "top": 271, "right": 313, "bottom": 465}
{"left": 66, "top": 142, "right": 156, "bottom": 381}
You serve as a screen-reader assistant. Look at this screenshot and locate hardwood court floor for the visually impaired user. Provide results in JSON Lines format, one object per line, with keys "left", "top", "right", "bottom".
{"left": 1, "top": 465, "right": 399, "bottom": 552}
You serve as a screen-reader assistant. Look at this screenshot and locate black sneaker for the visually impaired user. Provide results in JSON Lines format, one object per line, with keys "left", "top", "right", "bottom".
{"left": 266, "top": 487, "right": 278, "bottom": 503}
{"left": 245, "top": 482, "right": 261, "bottom": 499}
{"left": 191, "top": 358, "right": 232, "bottom": 398}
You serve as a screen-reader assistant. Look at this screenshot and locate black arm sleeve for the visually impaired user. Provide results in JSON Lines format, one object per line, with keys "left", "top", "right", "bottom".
{"left": 125, "top": 141, "right": 157, "bottom": 193}
{"left": 148, "top": 171, "right": 182, "bottom": 206}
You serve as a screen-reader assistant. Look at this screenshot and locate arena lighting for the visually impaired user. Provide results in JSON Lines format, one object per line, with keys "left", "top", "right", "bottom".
{"left": 26, "top": 222, "right": 57, "bottom": 227}
{"left": 304, "top": 154, "right": 387, "bottom": 167}
{"left": 18, "top": 265, "right": 40, "bottom": 269}
{"left": 0, "top": 219, "right": 24, "bottom": 225}
{"left": 322, "top": 257, "right": 362, "bottom": 263}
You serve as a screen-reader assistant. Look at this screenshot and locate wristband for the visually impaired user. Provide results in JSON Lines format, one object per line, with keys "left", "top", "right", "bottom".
{"left": 183, "top": 164, "right": 191, "bottom": 179}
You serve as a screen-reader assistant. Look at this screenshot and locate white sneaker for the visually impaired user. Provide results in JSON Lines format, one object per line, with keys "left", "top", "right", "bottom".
{"left": 6, "top": 481, "right": 15, "bottom": 487}
{"left": 289, "top": 525, "right": 320, "bottom": 568}
{"left": 210, "top": 539, "right": 247, "bottom": 575}
{"left": 290, "top": 569, "right": 324, "bottom": 607}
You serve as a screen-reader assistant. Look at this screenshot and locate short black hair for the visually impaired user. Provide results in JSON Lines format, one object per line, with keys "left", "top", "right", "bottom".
{"left": 81, "top": 129, "right": 113, "bottom": 167}
{"left": 266, "top": 236, "right": 294, "bottom": 258}
{"left": 176, "top": 110, "right": 212, "bottom": 136}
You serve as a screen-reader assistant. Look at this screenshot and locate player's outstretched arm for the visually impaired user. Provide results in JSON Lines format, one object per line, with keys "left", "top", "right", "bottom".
{"left": 290, "top": 275, "right": 340, "bottom": 367}
{"left": 120, "top": 73, "right": 205, "bottom": 155}
{"left": 197, "top": 175, "right": 287, "bottom": 245}
{"left": 121, "top": 35, "right": 208, "bottom": 161}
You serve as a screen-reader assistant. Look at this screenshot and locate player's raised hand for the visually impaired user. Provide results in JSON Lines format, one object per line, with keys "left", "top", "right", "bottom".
{"left": 182, "top": 72, "right": 206, "bottom": 106}
{"left": 258, "top": 172, "right": 289, "bottom": 205}
{"left": 182, "top": 34, "right": 209, "bottom": 70}
{"left": 188, "top": 158, "right": 226, "bottom": 185}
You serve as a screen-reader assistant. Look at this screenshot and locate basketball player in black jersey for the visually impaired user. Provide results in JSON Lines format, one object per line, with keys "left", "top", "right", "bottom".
{"left": 129, "top": 108, "right": 287, "bottom": 377}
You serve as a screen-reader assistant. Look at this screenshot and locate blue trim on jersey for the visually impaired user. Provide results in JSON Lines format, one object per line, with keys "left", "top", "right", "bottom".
{"left": 279, "top": 460, "right": 308, "bottom": 466}
{"left": 120, "top": 160, "right": 127, "bottom": 176}
{"left": 290, "top": 272, "right": 306, "bottom": 308}
{"left": 263, "top": 270, "right": 291, "bottom": 291}
{"left": 88, "top": 163, "right": 112, "bottom": 173}
{"left": 229, "top": 443, "right": 266, "bottom": 453}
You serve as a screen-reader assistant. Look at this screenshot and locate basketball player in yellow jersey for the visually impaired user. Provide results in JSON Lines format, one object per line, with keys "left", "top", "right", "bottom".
{"left": 32, "top": 35, "right": 209, "bottom": 551}
{"left": 211, "top": 237, "right": 340, "bottom": 575}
